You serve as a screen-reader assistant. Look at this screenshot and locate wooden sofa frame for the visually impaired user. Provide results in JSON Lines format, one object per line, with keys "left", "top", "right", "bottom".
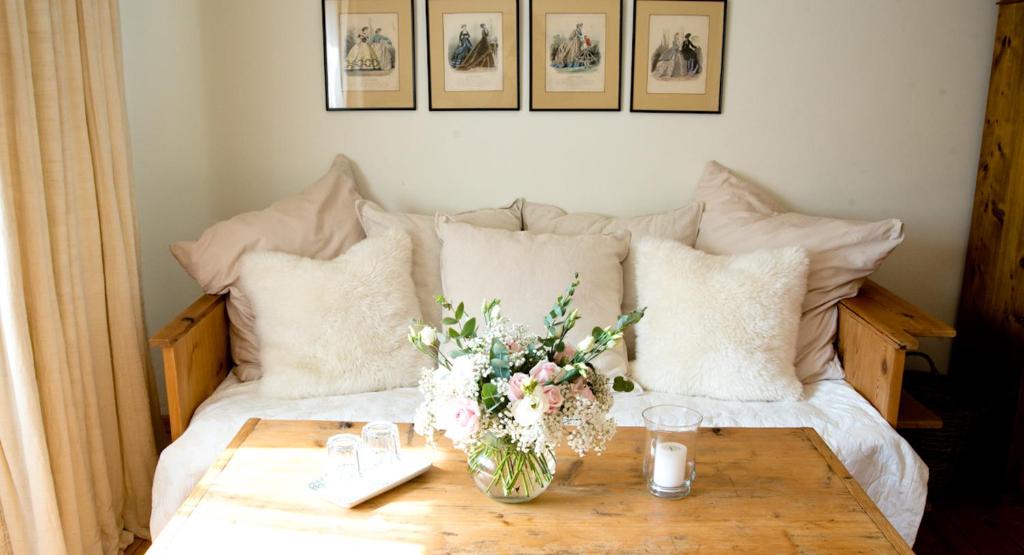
{"left": 150, "top": 280, "right": 955, "bottom": 441}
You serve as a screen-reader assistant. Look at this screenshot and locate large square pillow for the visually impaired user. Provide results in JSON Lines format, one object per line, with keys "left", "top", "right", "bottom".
{"left": 239, "top": 231, "right": 423, "bottom": 399}
{"left": 357, "top": 199, "right": 524, "bottom": 326}
{"left": 171, "top": 154, "right": 366, "bottom": 381}
{"left": 632, "top": 238, "right": 808, "bottom": 402}
{"left": 522, "top": 201, "right": 704, "bottom": 357}
{"left": 695, "top": 161, "right": 905, "bottom": 383}
{"left": 437, "top": 220, "right": 631, "bottom": 376}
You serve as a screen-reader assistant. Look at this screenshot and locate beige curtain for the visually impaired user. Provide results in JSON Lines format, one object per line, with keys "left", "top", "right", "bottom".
{"left": 0, "top": 0, "right": 159, "bottom": 553}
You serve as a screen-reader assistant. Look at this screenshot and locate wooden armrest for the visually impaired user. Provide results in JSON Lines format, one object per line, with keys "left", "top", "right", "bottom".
{"left": 837, "top": 280, "right": 955, "bottom": 426}
{"left": 839, "top": 281, "right": 956, "bottom": 349}
{"left": 150, "top": 294, "right": 232, "bottom": 441}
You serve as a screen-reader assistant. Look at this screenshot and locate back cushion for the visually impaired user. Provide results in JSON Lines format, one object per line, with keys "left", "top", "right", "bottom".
{"left": 437, "top": 220, "right": 631, "bottom": 377}
{"left": 240, "top": 231, "right": 423, "bottom": 398}
{"left": 171, "top": 154, "right": 365, "bottom": 381}
{"left": 522, "top": 201, "right": 703, "bottom": 357}
{"left": 357, "top": 199, "right": 524, "bottom": 326}
{"left": 694, "top": 161, "right": 905, "bottom": 383}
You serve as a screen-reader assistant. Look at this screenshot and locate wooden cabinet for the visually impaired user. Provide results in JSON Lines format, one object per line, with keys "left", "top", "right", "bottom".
{"left": 952, "top": 0, "right": 1024, "bottom": 493}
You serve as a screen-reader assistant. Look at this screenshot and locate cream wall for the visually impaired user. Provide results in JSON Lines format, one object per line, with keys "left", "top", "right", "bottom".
{"left": 120, "top": 0, "right": 997, "bottom": 408}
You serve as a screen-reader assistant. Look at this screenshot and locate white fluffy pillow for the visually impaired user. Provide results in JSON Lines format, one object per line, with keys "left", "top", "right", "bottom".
{"left": 240, "top": 230, "right": 424, "bottom": 398}
{"left": 632, "top": 238, "right": 809, "bottom": 402}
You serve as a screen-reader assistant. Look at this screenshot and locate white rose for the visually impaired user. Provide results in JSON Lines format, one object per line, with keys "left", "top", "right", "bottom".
{"left": 420, "top": 326, "right": 437, "bottom": 345}
{"left": 576, "top": 335, "right": 595, "bottom": 352}
{"left": 510, "top": 390, "right": 548, "bottom": 425}
{"left": 450, "top": 356, "right": 477, "bottom": 386}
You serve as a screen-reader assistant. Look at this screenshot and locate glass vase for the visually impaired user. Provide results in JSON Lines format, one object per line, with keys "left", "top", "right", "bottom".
{"left": 468, "top": 435, "right": 556, "bottom": 503}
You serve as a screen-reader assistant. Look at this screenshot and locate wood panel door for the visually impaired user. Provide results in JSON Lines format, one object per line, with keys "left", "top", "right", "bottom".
{"left": 952, "top": 1, "right": 1024, "bottom": 493}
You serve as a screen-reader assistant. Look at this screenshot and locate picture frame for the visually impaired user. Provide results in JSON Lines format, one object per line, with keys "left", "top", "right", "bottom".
{"left": 530, "top": 0, "right": 623, "bottom": 111}
{"left": 426, "top": 0, "right": 520, "bottom": 110}
{"left": 630, "top": 0, "right": 726, "bottom": 113}
{"left": 322, "top": 0, "right": 416, "bottom": 110}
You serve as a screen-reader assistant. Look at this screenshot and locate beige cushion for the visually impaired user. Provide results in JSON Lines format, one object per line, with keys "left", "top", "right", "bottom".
{"left": 522, "top": 201, "right": 704, "bottom": 357}
{"left": 357, "top": 199, "right": 524, "bottom": 326}
{"left": 171, "top": 154, "right": 365, "bottom": 381}
{"left": 437, "top": 220, "right": 630, "bottom": 376}
{"left": 694, "top": 161, "right": 905, "bottom": 383}
{"left": 240, "top": 231, "right": 424, "bottom": 398}
{"left": 632, "top": 238, "right": 808, "bottom": 401}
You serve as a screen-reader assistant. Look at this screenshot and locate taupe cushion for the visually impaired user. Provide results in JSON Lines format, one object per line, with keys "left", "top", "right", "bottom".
{"left": 522, "top": 201, "right": 703, "bottom": 357}
{"left": 357, "top": 199, "right": 524, "bottom": 326}
{"left": 437, "top": 219, "right": 631, "bottom": 376}
{"left": 171, "top": 154, "right": 365, "bottom": 381}
{"left": 694, "top": 161, "right": 905, "bottom": 383}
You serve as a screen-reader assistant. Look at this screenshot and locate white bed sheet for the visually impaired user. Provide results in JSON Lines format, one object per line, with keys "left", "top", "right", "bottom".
{"left": 151, "top": 375, "right": 927, "bottom": 544}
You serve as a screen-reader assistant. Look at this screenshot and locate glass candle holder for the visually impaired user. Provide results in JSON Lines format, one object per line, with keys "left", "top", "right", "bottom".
{"left": 642, "top": 405, "right": 702, "bottom": 499}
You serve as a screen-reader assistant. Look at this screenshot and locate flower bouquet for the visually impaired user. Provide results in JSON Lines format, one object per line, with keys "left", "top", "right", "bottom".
{"left": 409, "top": 274, "right": 644, "bottom": 502}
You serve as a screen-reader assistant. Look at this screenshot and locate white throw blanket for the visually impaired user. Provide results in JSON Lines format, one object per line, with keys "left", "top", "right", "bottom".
{"left": 151, "top": 376, "right": 928, "bottom": 543}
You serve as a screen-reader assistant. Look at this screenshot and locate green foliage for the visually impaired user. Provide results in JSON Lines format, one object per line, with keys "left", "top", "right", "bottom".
{"left": 480, "top": 383, "right": 507, "bottom": 413}
{"left": 489, "top": 337, "right": 511, "bottom": 379}
{"left": 612, "top": 375, "right": 635, "bottom": 393}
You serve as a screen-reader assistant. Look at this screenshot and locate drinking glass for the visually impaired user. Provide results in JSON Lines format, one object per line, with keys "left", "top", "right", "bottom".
{"left": 361, "top": 421, "right": 400, "bottom": 476}
{"left": 642, "top": 405, "right": 702, "bottom": 499}
{"left": 326, "top": 433, "right": 362, "bottom": 489}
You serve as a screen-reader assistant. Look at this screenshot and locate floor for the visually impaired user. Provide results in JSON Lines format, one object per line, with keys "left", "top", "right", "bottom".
{"left": 915, "top": 496, "right": 1024, "bottom": 554}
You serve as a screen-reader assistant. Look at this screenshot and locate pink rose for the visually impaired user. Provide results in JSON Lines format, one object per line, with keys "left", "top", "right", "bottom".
{"left": 444, "top": 399, "right": 480, "bottom": 442}
{"left": 508, "top": 373, "right": 531, "bottom": 401}
{"left": 555, "top": 344, "right": 576, "bottom": 364}
{"left": 542, "top": 385, "right": 563, "bottom": 413}
{"left": 571, "top": 377, "right": 596, "bottom": 403}
{"left": 530, "top": 361, "right": 560, "bottom": 384}
{"left": 506, "top": 340, "right": 523, "bottom": 353}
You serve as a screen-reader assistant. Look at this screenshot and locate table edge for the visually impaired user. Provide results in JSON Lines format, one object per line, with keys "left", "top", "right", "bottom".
{"left": 800, "top": 427, "right": 913, "bottom": 554}
{"left": 151, "top": 420, "right": 913, "bottom": 554}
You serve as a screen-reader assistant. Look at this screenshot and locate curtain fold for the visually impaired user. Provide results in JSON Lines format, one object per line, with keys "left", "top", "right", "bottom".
{"left": 0, "top": 0, "right": 159, "bottom": 553}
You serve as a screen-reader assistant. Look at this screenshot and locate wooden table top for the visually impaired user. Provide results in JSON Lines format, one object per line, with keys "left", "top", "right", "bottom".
{"left": 150, "top": 419, "right": 911, "bottom": 554}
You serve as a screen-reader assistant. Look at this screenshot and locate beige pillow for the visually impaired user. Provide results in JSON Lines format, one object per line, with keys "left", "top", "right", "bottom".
{"left": 694, "top": 161, "right": 905, "bottom": 383}
{"left": 632, "top": 238, "right": 808, "bottom": 401}
{"left": 357, "top": 199, "right": 524, "bottom": 326}
{"left": 437, "top": 220, "right": 631, "bottom": 376}
{"left": 171, "top": 154, "right": 365, "bottom": 381}
{"left": 240, "top": 231, "right": 423, "bottom": 398}
{"left": 522, "top": 201, "right": 704, "bottom": 357}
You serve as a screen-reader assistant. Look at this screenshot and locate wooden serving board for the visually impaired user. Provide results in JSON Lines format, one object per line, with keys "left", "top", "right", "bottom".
{"left": 150, "top": 419, "right": 911, "bottom": 554}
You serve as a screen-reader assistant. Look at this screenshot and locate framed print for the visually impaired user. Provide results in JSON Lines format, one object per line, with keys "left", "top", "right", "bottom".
{"left": 630, "top": 0, "right": 725, "bottom": 113}
{"left": 322, "top": 0, "right": 416, "bottom": 110}
{"left": 530, "top": 0, "right": 622, "bottom": 111}
{"left": 427, "top": 0, "right": 520, "bottom": 110}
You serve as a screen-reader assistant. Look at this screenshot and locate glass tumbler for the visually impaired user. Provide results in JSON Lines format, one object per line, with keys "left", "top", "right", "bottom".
{"left": 642, "top": 405, "right": 702, "bottom": 499}
{"left": 361, "top": 421, "right": 401, "bottom": 477}
{"left": 326, "top": 433, "right": 363, "bottom": 489}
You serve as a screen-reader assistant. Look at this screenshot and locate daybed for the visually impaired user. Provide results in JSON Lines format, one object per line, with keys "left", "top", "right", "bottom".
{"left": 149, "top": 280, "right": 953, "bottom": 543}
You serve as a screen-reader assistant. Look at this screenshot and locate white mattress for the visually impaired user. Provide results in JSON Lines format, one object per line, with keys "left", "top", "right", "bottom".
{"left": 151, "top": 375, "right": 927, "bottom": 544}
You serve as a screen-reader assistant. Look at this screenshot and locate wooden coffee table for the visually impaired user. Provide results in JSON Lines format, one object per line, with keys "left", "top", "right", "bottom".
{"left": 150, "top": 419, "right": 912, "bottom": 553}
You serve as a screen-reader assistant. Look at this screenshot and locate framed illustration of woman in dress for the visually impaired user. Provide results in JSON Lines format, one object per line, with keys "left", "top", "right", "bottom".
{"left": 630, "top": 0, "right": 726, "bottom": 113}
{"left": 322, "top": 0, "right": 416, "bottom": 110}
{"left": 426, "top": 0, "right": 520, "bottom": 110}
{"left": 530, "top": 0, "right": 622, "bottom": 111}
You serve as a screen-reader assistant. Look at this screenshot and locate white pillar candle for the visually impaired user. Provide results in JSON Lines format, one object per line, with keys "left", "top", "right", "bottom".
{"left": 652, "top": 441, "right": 688, "bottom": 488}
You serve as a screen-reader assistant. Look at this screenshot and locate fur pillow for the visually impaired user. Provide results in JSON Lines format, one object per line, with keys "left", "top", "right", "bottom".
{"left": 695, "top": 161, "right": 904, "bottom": 383}
{"left": 239, "top": 231, "right": 423, "bottom": 398}
{"left": 171, "top": 154, "right": 366, "bottom": 381}
{"left": 632, "top": 238, "right": 809, "bottom": 402}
